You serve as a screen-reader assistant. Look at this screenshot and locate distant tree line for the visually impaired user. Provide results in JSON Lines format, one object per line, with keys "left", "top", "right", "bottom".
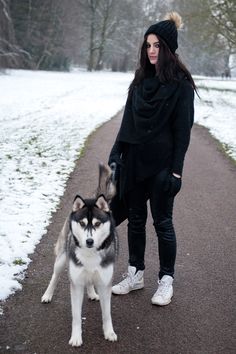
{"left": 0, "top": 0, "right": 235, "bottom": 75}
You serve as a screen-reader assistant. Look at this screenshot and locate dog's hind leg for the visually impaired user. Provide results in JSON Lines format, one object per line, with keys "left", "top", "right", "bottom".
{"left": 41, "top": 251, "right": 66, "bottom": 303}
{"left": 87, "top": 284, "right": 99, "bottom": 301}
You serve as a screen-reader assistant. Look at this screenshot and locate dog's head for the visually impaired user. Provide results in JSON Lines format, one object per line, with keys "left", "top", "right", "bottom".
{"left": 70, "top": 194, "right": 113, "bottom": 249}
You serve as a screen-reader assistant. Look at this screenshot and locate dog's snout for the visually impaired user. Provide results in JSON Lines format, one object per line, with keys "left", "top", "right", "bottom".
{"left": 86, "top": 238, "right": 94, "bottom": 248}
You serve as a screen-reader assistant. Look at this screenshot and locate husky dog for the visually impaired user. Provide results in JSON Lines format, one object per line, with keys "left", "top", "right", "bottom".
{"left": 41, "top": 163, "right": 118, "bottom": 347}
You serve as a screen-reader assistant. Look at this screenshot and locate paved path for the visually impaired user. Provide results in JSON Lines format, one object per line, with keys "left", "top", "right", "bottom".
{"left": 1, "top": 111, "right": 236, "bottom": 354}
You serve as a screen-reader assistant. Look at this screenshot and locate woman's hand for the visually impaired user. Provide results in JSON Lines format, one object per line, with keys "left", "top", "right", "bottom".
{"left": 164, "top": 173, "right": 182, "bottom": 197}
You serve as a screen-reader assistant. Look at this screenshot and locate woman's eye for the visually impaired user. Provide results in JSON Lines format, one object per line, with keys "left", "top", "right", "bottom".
{"left": 146, "top": 43, "right": 160, "bottom": 49}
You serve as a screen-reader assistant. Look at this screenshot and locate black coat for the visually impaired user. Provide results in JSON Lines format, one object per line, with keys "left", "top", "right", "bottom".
{"left": 109, "top": 76, "right": 194, "bottom": 226}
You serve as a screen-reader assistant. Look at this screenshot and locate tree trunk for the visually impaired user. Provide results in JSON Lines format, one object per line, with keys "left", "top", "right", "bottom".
{"left": 87, "top": 0, "right": 99, "bottom": 71}
{"left": 0, "top": 0, "right": 20, "bottom": 68}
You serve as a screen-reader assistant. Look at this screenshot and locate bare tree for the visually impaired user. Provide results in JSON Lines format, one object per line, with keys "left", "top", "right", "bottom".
{"left": 94, "top": 0, "right": 115, "bottom": 70}
{"left": 208, "top": 0, "right": 236, "bottom": 71}
{"left": 208, "top": 0, "right": 235, "bottom": 48}
{"left": 1, "top": 0, "right": 235, "bottom": 75}
{"left": 87, "top": 0, "right": 99, "bottom": 71}
{"left": 0, "top": 0, "right": 30, "bottom": 69}
{"left": 104, "top": 0, "right": 145, "bottom": 71}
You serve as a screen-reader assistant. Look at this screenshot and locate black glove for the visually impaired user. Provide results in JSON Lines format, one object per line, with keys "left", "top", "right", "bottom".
{"left": 164, "top": 174, "right": 182, "bottom": 197}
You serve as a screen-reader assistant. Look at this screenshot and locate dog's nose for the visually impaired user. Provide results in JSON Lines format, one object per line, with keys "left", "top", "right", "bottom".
{"left": 86, "top": 238, "right": 94, "bottom": 248}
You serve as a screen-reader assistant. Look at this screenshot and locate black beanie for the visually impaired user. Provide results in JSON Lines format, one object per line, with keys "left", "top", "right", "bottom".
{"left": 144, "top": 12, "right": 182, "bottom": 53}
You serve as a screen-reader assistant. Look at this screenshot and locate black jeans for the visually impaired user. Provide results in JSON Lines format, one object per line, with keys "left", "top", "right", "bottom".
{"left": 127, "top": 168, "right": 177, "bottom": 279}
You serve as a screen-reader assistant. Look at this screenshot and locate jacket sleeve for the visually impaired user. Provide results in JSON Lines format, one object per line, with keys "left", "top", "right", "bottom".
{"left": 108, "top": 94, "right": 132, "bottom": 165}
{"left": 171, "top": 81, "right": 194, "bottom": 175}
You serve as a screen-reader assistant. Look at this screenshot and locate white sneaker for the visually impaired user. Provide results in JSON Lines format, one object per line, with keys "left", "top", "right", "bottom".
{"left": 112, "top": 266, "right": 144, "bottom": 295}
{"left": 151, "top": 275, "right": 173, "bottom": 306}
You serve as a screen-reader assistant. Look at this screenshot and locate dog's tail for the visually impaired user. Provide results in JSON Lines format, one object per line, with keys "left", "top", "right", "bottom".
{"left": 54, "top": 217, "right": 70, "bottom": 256}
{"left": 96, "top": 163, "right": 116, "bottom": 202}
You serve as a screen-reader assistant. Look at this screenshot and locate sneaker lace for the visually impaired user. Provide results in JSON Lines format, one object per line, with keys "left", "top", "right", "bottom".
{"left": 119, "top": 272, "right": 135, "bottom": 288}
{"left": 156, "top": 280, "right": 171, "bottom": 296}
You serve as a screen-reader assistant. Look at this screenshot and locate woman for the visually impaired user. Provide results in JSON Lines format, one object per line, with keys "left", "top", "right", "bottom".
{"left": 108, "top": 12, "right": 196, "bottom": 306}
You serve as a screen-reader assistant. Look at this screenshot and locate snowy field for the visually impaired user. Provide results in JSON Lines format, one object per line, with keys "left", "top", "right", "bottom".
{"left": 0, "top": 69, "right": 235, "bottom": 307}
{"left": 0, "top": 69, "right": 133, "bottom": 305}
{"left": 194, "top": 76, "right": 236, "bottom": 160}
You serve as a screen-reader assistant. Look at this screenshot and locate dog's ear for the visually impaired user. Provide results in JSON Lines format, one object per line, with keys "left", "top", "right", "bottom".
{"left": 96, "top": 163, "right": 116, "bottom": 201}
{"left": 95, "top": 195, "right": 110, "bottom": 212}
{"left": 72, "top": 195, "right": 85, "bottom": 211}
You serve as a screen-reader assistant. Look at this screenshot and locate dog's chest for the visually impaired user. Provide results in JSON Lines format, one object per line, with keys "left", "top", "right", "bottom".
{"left": 69, "top": 248, "right": 107, "bottom": 285}
{"left": 74, "top": 248, "right": 101, "bottom": 270}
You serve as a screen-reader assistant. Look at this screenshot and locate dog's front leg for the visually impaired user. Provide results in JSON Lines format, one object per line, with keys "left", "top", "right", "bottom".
{"left": 97, "top": 284, "right": 117, "bottom": 342}
{"left": 69, "top": 282, "right": 84, "bottom": 347}
{"left": 41, "top": 251, "right": 66, "bottom": 303}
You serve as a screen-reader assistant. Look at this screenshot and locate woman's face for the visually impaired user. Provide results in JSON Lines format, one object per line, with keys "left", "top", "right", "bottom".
{"left": 146, "top": 34, "right": 160, "bottom": 65}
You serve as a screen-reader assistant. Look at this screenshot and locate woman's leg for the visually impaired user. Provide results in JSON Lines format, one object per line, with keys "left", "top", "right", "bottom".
{"left": 127, "top": 181, "right": 148, "bottom": 271}
{"left": 111, "top": 182, "right": 148, "bottom": 295}
{"left": 149, "top": 169, "right": 176, "bottom": 279}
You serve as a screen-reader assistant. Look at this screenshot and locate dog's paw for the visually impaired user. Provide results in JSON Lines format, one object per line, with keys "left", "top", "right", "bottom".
{"left": 104, "top": 330, "right": 117, "bottom": 342}
{"left": 69, "top": 335, "right": 83, "bottom": 347}
{"left": 88, "top": 293, "right": 99, "bottom": 301}
{"left": 87, "top": 285, "right": 99, "bottom": 301}
{"left": 41, "top": 292, "right": 53, "bottom": 303}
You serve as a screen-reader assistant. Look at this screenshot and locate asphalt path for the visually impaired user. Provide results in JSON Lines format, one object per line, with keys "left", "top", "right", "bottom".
{"left": 1, "top": 111, "right": 236, "bottom": 354}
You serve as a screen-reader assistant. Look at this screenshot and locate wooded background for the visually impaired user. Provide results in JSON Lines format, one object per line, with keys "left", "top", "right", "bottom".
{"left": 0, "top": 0, "right": 235, "bottom": 75}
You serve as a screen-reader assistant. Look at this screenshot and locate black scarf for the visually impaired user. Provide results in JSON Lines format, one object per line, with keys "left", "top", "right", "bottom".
{"left": 118, "top": 76, "right": 179, "bottom": 144}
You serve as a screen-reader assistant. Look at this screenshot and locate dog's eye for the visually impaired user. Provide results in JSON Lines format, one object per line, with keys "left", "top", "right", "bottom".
{"left": 79, "top": 221, "right": 86, "bottom": 227}
{"left": 94, "top": 221, "right": 101, "bottom": 228}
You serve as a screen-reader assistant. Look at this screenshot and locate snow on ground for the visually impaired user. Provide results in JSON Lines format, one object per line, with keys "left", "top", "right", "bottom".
{"left": 0, "top": 69, "right": 132, "bottom": 302}
{"left": 0, "top": 70, "right": 235, "bottom": 307}
{"left": 194, "top": 75, "right": 236, "bottom": 92}
{"left": 194, "top": 76, "right": 236, "bottom": 160}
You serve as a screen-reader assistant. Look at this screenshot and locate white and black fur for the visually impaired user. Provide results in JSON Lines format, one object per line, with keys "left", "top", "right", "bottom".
{"left": 41, "top": 163, "right": 118, "bottom": 347}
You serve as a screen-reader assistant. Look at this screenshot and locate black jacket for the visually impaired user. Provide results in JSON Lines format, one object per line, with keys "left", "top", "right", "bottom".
{"left": 109, "top": 76, "right": 194, "bottom": 225}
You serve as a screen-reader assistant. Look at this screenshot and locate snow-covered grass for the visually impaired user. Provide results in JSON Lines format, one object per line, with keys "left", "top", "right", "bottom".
{"left": 0, "top": 69, "right": 132, "bottom": 302}
{"left": 194, "top": 75, "right": 236, "bottom": 160}
{"left": 194, "top": 75, "right": 236, "bottom": 92}
{"left": 0, "top": 70, "right": 235, "bottom": 307}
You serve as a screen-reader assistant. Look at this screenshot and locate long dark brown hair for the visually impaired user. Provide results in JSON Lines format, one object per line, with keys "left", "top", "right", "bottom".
{"left": 129, "top": 35, "right": 198, "bottom": 96}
